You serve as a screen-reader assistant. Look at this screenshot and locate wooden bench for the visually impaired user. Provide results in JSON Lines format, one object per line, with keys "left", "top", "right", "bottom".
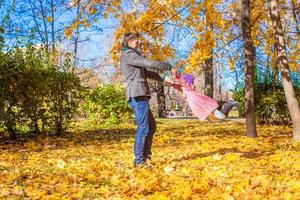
{"left": 166, "top": 109, "right": 195, "bottom": 119}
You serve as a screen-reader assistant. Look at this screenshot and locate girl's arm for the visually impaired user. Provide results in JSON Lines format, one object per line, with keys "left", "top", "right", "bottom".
{"left": 172, "top": 83, "right": 183, "bottom": 92}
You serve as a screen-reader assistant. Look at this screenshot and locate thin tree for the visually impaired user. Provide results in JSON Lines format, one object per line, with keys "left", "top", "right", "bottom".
{"left": 156, "top": 82, "right": 167, "bottom": 118}
{"left": 241, "top": 0, "right": 257, "bottom": 137}
{"left": 269, "top": 0, "right": 300, "bottom": 141}
{"left": 291, "top": 0, "right": 300, "bottom": 47}
{"left": 204, "top": 0, "right": 214, "bottom": 98}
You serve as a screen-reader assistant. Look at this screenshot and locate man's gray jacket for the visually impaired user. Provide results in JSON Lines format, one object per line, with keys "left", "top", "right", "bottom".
{"left": 120, "top": 47, "right": 171, "bottom": 101}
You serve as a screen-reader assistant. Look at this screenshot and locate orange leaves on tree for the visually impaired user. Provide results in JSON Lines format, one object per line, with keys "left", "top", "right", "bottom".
{"left": 46, "top": 16, "right": 53, "bottom": 22}
{"left": 64, "top": 27, "right": 73, "bottom": 39}
{"left": 93, "top": 0, "right": 103, "bottom": 4}
{"left": 85, "top": 23, "right": 91, "bottom": 28}
{"left": 103, "top": 12, "right": 108, "bottom": 19}
{"left": 229, "top": 58, "right": 235, "bottom": 70}
{"left": 88, "top": 6, "right": 97, "bottom": 15}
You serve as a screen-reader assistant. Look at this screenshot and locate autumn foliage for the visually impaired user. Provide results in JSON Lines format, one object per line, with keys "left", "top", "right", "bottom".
{"left": 0, "top": 120, "right": 299, "bottom": 199}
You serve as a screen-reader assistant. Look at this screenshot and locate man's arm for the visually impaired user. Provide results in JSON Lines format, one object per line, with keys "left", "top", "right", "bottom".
{"left": 145, "top": 70, "right": 163, "bottom": 82}
{"left": 126, "top": 49, "right": 171, "bottom": 71}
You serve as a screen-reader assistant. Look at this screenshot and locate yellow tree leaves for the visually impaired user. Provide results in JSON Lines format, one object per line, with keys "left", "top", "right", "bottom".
{"left": 46, "top": 16, "right": 53, "bottom": 22}
{"left": 110, "top": 2, "right": 181, "bottom": 65}
{"left": 229, "top": 58, "right": 235, "bottom": 70}
{"left": 88, "top": 6, "right": 97, "bottom": 15}
{"left": 64, "top": 0, "right": 121, "bottom": 39}
{"left": 289, "top": 50, "right": 300, "bottom": 71}
{"left": 64, "top": 27, "right": 72, "bottom": 39}
{"left": 64, "top": 18, "right": 82, "bottom": 39}
{"left": 188, "top": 29, "right": 215, "bottom": 69}
{"left": 62, "top": 0, "right": 299, "bottom": 75}
{"left": 183, "top": 0, "right": 227, "bottom": 71}
{"left": 110, "top": 0, "right": 229, "bottom": 71}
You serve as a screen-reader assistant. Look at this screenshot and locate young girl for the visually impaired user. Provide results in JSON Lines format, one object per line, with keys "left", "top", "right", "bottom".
{"left": 165, "top": 67, "right": 225, "bottom": 122}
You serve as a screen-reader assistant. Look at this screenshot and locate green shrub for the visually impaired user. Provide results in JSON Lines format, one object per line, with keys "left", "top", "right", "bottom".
{"left": 0, "top": 45, "right": 83, "bottom": 138}
{"left": 82, "top": 85, "right": 133, "bottom": 126}
{"left": 233, "top": 84, "right": 300, "bottom": 124}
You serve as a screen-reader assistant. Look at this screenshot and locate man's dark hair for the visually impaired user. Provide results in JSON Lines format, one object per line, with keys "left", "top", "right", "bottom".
{"left": 122, "top": 32, "right": 139, "bottom": 47}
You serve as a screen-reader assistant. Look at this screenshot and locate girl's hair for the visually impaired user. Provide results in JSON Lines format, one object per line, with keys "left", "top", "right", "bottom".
{"left": 122, "top": 32, "right": 139, "bottom": 47}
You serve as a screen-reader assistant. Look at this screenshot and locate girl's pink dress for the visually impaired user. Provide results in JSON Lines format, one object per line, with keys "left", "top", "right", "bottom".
{"left": 174, "top": 75, "right": 219, "bottom": 120}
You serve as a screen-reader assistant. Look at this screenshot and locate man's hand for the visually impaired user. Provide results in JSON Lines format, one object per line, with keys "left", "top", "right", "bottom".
{"left": 164, "top": 75, "right": 174, "bottom": 84}
{"left": 171, "top": 68, "right": 177, "bottom": 76}
{"left": 164, "top": 81, "right": 174, "bottom": 86}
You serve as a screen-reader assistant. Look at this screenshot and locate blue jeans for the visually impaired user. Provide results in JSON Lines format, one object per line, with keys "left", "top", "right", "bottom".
{"left": 130, "top": 97, "right": 156, "bottom": 164}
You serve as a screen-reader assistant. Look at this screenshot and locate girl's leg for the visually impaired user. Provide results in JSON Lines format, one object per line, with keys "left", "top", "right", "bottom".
{"left": 214, "top": 109, "right": 225, "bottom": 119}
{"left": 207, "top": 113, "right": 218, "bottom": 122}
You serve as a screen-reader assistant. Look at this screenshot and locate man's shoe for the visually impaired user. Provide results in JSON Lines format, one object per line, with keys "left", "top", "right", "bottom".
{"left": 144, "top": 161, "right": 153, "bottom": 169}
{"left": 143, "top": 155, "right": 152, "bottom": 162}
{"left": 207, "top": 113, "right": 218, "bottom": 122}
{"left": 134, "top": 161, "right": 153, "bottom": 169}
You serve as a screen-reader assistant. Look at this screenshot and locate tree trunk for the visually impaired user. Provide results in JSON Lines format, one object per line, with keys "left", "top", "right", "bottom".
{"left": 7, "top": 112, "right": 17, "bottom": 139}
{"left": 7, "top": 119, "right": 17, "bottom": 140}
{"left": 8, "top": 126, "right": 17, "bottom": 140}
{"left": 38, "top": 0, "right": 49, "bottom": 52}
{"left": 50, "top": 0, "right": 55, "bottom": 52}
{"left": 28, "top": 0, "right": 46, "bottom": 48}
{"left": 204, "top": 0, "right": 214, "bottom": 98}
{"left": 157, "top": 82, "right": 167, "bottom": 118}
{"left": 241, "top": 0, "right": 257, "bottom": 137}
{"left": 204, "top": 57, "right": 214, "bottom": 98}
{"left": 269, "top": 0, "right": 300, "bottom": 141}
{"left": 55, "top": 117, "right": 63, "bottom": 137}
{"left": 74, "top": 0, "right": 81, "bottom": 66}
{"left": 291, "top": 0, "right": 300, "bottom": 47}
{"left": 234, "top": 68, "right": 239, "bottom": 88}
{"left": 218, "top": 74, "right": 222, "bottom": 100}
{"left": 266, "top": 55, "right": 270, "bottom": 84}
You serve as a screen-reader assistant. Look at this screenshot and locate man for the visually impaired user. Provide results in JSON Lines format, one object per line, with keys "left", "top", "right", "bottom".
{"left": 120, "top": 32, "right": 171, "bottom": 168}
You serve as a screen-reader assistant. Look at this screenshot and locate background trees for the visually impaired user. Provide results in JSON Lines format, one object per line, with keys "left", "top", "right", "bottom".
{"left": 0, "top": 0, "right": 299, "bottom": 140}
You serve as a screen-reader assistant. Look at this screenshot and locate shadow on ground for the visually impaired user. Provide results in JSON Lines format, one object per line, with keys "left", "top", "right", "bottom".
{"left": 0, "top": 127, "right": 136, "bottom": 152}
